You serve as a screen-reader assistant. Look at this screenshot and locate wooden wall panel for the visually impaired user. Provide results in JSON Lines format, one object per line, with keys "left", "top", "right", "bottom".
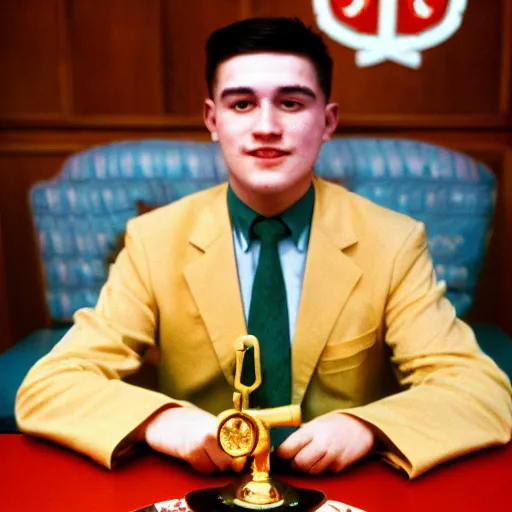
{"left": 252, "top": 0, "right": 314, "bottom": 21}
{"left": 501, "top": 0, "right": 512, "bottom": 122}
{"left": 0, "top": 0, "right": 510, "bottom": 128}
{"left": 500, "top": 150, "right": 512, "bottom": 335}
{"left": 0, "top": 0, "right": 62, "bottom": 116}
{"left": 164, "top": 0, "right": 241, "bottom": 115}
{"left": 0, "top": 155, "right": 68, "bottom": 345}
{"left": 70, "top": 0, "right": 165, "bottom": 115}
{"left": 464, "top": 150, "right": 507, "bottom": 327}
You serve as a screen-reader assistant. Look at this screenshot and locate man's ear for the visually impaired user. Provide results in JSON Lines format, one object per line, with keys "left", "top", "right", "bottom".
{"left": 203, "top": 98, "right": 218, "bottom": 140}
{"left": 322, "top": 102, "right": 339, "bottom": 142}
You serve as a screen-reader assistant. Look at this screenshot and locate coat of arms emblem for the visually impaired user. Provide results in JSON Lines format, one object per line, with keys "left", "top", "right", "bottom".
{"left": 313, "top": 0, "right": 468, "bottom": 68}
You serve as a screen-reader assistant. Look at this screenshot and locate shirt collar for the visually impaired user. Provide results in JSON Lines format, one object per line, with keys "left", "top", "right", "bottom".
{"left": 227, "top": 184, "right": 315, "bottom": 252}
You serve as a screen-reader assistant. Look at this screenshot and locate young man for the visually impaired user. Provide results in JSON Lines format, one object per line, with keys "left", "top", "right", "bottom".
{"left": 16, "top": 18, "right": 512, "bottom": 478}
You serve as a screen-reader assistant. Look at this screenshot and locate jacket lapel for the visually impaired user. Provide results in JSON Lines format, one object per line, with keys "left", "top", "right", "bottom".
{"left": 292, "top": 179, "right": 362, "bottom": 404}
{"left": 183, "top": 185, "right": 247, "bottom": 386}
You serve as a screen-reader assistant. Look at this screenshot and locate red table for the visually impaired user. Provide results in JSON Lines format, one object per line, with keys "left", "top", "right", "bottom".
{"left": 2, "top": 434, "right": 510, "bottom": 511}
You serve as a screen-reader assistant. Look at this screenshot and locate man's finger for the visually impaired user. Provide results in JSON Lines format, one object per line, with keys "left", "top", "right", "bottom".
{"left": 189, "top": 448, "right": 218, "bottom": 474}
{"left": 275, "top": 427, "right": 313, "bottom": 459}
{"left": 327, "top": 455, "right": 348, "bottom": 473}
{"left": 230, "top": 456, "right": 247, "bottom": 473}
{"left": 204, "top": 437, "right": 232, "bottom": 472}
{"left": 308, "top": 452, "right": 334, "bottom": 474}
{"left": 290, "top": 441, "right": 327, "bottom": 472}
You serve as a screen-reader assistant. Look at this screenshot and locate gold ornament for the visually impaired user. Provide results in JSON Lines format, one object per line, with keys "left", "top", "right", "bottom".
{"left": 218, "top": 412, "right": 258, "bottom": 458}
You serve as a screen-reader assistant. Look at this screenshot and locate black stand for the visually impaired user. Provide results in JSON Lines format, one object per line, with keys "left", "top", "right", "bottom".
{"left": 185, "top": 484, "right": 326, "bottom": 512}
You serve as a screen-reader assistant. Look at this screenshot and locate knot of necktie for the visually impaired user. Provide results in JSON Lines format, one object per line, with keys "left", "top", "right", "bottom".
{"left": 251, "top": 217, "right": 290, "bottom": 245}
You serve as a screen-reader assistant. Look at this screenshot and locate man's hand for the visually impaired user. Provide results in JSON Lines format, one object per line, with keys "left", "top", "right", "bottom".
{"left": 275, "top": 412, "right": 375, "bottom": 474}
{"left": 139, "top": 406, "right": 244, "bottom": 474}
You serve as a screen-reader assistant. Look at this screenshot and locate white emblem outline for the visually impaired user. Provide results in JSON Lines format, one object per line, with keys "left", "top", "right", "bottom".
{"left": 313, "top": 0, "right": 468, "bottom": 68}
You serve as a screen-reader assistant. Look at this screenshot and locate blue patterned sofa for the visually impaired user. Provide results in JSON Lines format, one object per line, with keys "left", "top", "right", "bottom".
{"left": 1, "top": 138, "right": 510, "bottom": 432}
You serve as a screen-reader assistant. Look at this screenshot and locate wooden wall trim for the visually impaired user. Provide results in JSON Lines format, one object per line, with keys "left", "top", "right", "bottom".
{"left": 0, "top": 144, "right": 92, "bottom": 155}
{"left": 1, "top": 114, "right": 511, "bottom": 130}
{"left": 0, "top": 114, "right": 206, "bottom": 128}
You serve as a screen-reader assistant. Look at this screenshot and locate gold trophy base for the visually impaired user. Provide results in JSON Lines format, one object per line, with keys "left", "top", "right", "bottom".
{"left": 204, "top": 338, "right": 325, "bottom": 512}
{"left": 185, "top": 476, "right": 326, "bottom": 512}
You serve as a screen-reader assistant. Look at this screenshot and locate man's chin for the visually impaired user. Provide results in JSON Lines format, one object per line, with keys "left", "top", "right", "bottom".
{"left": 229, "top": 168, "right": 313, "bottom": 198}
{"left": 249, "top": 179, "right": 295, "bottom": 196}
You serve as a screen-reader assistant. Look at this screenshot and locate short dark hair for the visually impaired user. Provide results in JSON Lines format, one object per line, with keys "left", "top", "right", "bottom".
{"left": 205, "top": 17, "right": 333, "bottom": 101}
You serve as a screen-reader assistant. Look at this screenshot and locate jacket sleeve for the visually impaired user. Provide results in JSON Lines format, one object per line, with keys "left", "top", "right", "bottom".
{"left": 344, "top": 222, "right": 512, "bottom": 478}
{"left": 15, "top": 220, "right": 189, "bottom": 468}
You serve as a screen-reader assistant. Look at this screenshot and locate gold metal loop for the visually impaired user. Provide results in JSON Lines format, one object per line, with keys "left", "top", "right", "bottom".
{"left": 233, "top": 335, "right": 262, "bottom": 410}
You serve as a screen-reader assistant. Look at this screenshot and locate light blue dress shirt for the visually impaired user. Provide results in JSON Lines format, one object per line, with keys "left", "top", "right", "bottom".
{"left": 232, "top": 225, "right": 310, "bottom": 343}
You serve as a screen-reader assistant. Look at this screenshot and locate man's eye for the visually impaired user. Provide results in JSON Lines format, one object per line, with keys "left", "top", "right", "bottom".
{"left": 281, "top": 100, "right": 302, "bottom": 111}
{"left": 233, "top": 101, "right": 252, "bottom": 111}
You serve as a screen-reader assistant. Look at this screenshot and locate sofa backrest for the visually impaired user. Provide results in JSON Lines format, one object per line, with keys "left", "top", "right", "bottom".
{"left": 30, "top": 138, "right": 496, "bottom": 323}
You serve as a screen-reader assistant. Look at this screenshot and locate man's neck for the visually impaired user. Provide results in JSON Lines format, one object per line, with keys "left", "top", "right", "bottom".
{"left": 229, "top": 179, "right": 313, "bottom": 217}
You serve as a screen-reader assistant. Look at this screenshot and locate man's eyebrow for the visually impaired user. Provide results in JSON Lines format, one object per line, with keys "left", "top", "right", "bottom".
{"left": 220, "top": 87, "right": 254, "bottom": 100}
{"left": 279, "top": 86, "right": 317, "bottom": 99}
{"left": 219, "top": 85, "right": 317, "bottom": 100}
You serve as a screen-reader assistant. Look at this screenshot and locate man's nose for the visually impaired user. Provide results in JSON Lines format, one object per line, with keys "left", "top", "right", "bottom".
{"left": 252, "top": 105, "right": 282, "bottom": 139}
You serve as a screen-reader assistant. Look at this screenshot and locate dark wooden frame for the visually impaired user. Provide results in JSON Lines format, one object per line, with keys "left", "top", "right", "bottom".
{"left": 0, "top": 216, "right": 12, "bottom": 352}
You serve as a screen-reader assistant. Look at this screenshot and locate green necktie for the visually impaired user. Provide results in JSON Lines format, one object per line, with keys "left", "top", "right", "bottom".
{"left": 244, "top": 217, "right": 292, "bottom": 410}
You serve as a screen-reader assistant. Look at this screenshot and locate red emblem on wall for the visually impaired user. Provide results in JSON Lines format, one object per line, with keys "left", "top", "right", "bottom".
{"left": 314, "top": 0, "right": 467, "bottom": 68}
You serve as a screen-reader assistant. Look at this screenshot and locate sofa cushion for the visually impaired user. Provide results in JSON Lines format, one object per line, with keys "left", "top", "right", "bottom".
{"left": 472, "top": 324, "right": 512, "bottom": 380}
{"left": 0, "top": 327, "right": 68, "bottom": 432}
{"left": 29, "top": 138, "right": 495, "bottom": 323}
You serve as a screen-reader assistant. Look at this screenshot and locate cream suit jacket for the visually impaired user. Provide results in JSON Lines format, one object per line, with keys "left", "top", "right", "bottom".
{"left": 16, "top": 178, "right": 512, "bottom": 477}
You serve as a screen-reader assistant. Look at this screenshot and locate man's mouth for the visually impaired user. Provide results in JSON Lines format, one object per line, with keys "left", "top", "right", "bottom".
{"left": 247, "top": 148, "right": 291, "bottom": 159}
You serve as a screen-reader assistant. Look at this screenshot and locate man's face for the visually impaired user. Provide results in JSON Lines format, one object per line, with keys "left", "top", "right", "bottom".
{"left": 204, "top": 53, "right": 338, "bottom": 213}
